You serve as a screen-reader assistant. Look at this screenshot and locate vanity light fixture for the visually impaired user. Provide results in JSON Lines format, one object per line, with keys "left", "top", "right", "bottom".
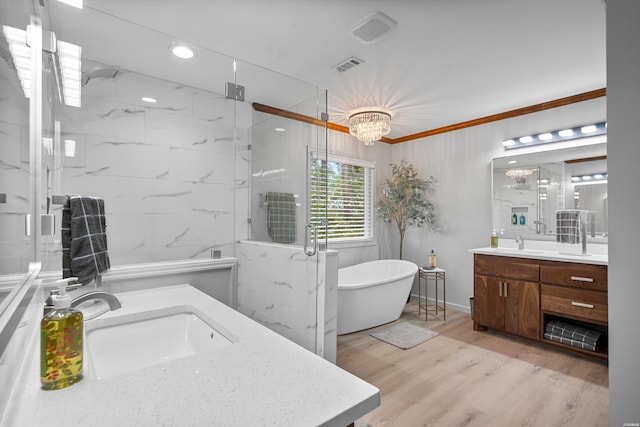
{"left": 170, "top": 44, "right": 195, "bottom": 59}
{"left": 3, "top": 26, "right": 82, "bottom": 107}
{"left": 3, "top": 26, "right": 31, "bottom": 99}
{"left": 502, "top": 121, "right": 607, "bottom": 150}
{"left": 57, "top": 40, "right": 82, "bottom": 107}
{"left": 571, "top": 172, "right": 608, "bottom": 184}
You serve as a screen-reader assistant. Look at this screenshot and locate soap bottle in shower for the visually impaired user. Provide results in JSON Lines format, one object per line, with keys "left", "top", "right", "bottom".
{"left": 512, "top": 212, "right": 518, "bottom": 225}
{"left": 41, "top": 288, "right": 83, "bottom": 390}
{"left": 519, "top": 213, "right": 526, "bottom": 225}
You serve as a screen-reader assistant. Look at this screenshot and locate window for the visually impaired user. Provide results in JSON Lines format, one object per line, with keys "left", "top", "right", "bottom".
{"left": 310, "top": 153, "right": 375, "bottom": 242}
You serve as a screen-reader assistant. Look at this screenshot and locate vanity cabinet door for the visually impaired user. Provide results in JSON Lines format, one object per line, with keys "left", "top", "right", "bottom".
{"left": 473, "top": 255, "right": 540, "bottom": 340}
{"left": 474, "top": 275, "right": 505, "bottom": 331}
{"left": 504, "top": 280, "right": 540, "bottom": 340}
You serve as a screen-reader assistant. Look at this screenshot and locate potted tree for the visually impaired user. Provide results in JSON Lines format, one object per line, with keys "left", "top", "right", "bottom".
{"left": 377, "top": 160, "right": 438, "bottom": 260}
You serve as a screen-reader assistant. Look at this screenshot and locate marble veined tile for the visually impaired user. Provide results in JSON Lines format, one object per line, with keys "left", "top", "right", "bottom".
{"left": 64, "top": 98, "right": 146, "bottom": 142}
{"left": 144, "top": 109, "right": 215, "bottom": 150}
{"left": 85, "top": 135, "right": 170, "bottom": 179}
{"left": 0, "top": 77, "right": 29, "bottom": 126}
{"left": 168, "top": 149, "right": 236, "bottom": 184}
{"left": 0, "top": 122, "right": 22, "bottom": 169}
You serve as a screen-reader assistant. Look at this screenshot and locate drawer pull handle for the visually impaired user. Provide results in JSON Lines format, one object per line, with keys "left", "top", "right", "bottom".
{"left": 571, "top": 276, "right": 594, "bottom": 283}
{"left": 571, "top": 301, "right": 595, "bottom": 309}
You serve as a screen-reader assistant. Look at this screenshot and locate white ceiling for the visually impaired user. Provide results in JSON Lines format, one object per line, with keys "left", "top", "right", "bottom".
{"left": 48, "top": 0, "right": 606, "bottom": 140}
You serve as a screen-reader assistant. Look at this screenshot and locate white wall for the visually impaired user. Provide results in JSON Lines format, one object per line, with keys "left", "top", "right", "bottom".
{"left": 607, "top": 1, "right": 640, "bottom": 424}
{"left": 376, "top": 98, "right": 606, "bottom": 312}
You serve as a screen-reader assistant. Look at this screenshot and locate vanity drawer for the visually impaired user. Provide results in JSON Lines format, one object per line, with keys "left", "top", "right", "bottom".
{"left": 474, "top": 254, "right": 539, "bottom": 281}
{"left": 541, "top": 284, "right": 608, "bottom": 324}
{"left": 540, "top": 263, "right": 607, "bottom": 291}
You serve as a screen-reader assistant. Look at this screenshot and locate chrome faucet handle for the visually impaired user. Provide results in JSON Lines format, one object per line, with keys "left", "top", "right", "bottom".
{"left": 515, "top": 235, "right": 525, "bottom": 250}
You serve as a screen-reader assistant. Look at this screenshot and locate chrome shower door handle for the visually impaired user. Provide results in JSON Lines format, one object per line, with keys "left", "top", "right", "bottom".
{"left": 304, "top": 223, "right": 317, "bottom": 256}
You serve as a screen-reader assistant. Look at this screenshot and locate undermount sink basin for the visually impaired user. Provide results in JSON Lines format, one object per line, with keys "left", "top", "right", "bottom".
{"left": 85, "top": 305, "right": 238, "bottom": 380}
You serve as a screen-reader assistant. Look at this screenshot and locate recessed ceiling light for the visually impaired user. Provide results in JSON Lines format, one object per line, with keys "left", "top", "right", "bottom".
{"left": 558, "top": 129, "right": 574, "bottom": 137}
{"left": 519, "top": 136, "right": 533, "bottom": 143}
{"left": 508, "top": 160, "right": 517, "bottom": 164}
{"left": 171, "top": 44, "right": 195, "bottom": 59}
{"left": 274, "top": 127, "right": 286, "bottom": 132}
{"left": 142, "top": 97, "right": 157, "bottom": 103}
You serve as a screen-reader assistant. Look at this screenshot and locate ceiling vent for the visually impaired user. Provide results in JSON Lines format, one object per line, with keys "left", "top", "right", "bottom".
{"left": 334, "top": 57, "right": 364, "bottom": 73}
{"left": 350, "top": 11, "right": 397, "bottom": 44}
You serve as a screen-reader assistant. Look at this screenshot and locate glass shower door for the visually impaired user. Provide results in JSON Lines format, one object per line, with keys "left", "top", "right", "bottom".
{"left": 234, "top": 58, "right": 328, "bottom": 357}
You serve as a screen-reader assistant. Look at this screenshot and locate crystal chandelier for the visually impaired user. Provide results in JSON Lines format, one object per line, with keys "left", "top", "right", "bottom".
{"left": 348, "top": 110, "right": 391, "bottom": 145}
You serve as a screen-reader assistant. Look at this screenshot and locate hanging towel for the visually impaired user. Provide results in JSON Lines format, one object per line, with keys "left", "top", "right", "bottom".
{"left": 62, "top": 195, "right": 110, "bottom": 284}
{"left": 556, "top": 210, "right": 581, "bottom": 244}
{"left": 265, "top": 192, "right": 297, "bottom": 244}
{"left": 544, "top": 320, "right": 602, "bottom": 348}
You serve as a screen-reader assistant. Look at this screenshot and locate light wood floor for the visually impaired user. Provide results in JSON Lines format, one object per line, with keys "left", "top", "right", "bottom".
{"left": 337, "top": 302, "right": 609, "bottom": 427}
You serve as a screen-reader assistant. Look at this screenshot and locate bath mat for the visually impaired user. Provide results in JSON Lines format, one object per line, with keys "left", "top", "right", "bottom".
{"left": 370, "top": 321, "right": 438, "bottom": 350}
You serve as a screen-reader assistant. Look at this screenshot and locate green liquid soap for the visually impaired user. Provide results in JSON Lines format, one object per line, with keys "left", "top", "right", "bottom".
{"left": 40, "top": 303, "right": 83, "bottom": 390}
{"left": 490, "top": 230, "right": 499, "bottom": 248}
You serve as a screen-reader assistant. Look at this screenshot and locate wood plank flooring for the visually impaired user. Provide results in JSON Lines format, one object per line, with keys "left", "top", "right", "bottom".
{"left": 337, "top": 302, "right": 609, "bottom": 427}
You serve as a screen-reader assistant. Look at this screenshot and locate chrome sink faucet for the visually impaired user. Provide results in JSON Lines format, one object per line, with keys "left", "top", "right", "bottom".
{"left": 516, "top": 235, "right": 525, "bottom": 250}
{"left": 43, "top": 290, "right": 121, "bottom": 317}
{"left": 71, "top": 291, "right": 122, "bottom": 311}
{"left": 580, "top": 214, "right": 588, "bottom": 255}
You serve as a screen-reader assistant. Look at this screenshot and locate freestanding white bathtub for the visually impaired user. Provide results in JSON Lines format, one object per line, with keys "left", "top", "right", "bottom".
{"left": 337, "top": 259, "right": 419, "bottom": 335}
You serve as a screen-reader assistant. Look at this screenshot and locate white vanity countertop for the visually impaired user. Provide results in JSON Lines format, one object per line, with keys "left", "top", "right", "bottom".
{"left": 469, "top": 247, "right": 608, "bottom": 265}
{"left": 3, "top": 285, "right": 380, "bottom": 427}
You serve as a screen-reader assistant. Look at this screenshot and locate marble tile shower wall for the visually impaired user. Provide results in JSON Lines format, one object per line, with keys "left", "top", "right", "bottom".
{"left": 47, "top": 66, "right": 251, "bottom": 269}
{"left": 236, "top": 241, "right": 336, "bottom": 358}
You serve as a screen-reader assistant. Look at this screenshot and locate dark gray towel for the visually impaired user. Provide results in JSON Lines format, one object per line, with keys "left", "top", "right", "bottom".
{"left": 62, "top": 195, "right": 110, "bottom": 284}
{"left": 544, "top": 331, "right": 599, "bottom": 352}
{"left": 556, "top": 210, "right": 581, "bottom": 243}
{"left": 265, "top": 192, "right": 297, "bottom": 244}
{"left": 545, "top": 320, "right": 602, "bottom": 347}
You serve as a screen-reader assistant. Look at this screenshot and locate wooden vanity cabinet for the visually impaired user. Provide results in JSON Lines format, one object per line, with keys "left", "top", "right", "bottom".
{"left": 473, "top": 255, "right": 540, "bottom": 340}
{"left": 473, "top": 254, "right": 609, "bottom": 360}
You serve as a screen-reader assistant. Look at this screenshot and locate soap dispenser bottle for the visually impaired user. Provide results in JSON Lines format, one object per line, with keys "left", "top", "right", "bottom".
{"left": 512, "top": 212, "right": 518, "bottom": 225}
{"left": 41, "top": 287, "right": 83, "bottom": 390}
{"left": 490, "top": 229, "right": 499, "bottom": 248}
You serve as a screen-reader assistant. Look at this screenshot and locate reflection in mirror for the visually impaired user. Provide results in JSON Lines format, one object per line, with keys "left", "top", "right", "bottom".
{"left": 565, "top": 156, "right": 608, "bottom": 237}
{"left": 492, "top": 139, "right": 607, "bottom": 242}
{"left": 0, "top": 1, "right": 31, "bottom": 284}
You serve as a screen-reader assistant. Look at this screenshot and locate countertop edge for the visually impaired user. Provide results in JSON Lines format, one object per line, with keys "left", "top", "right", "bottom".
{"left": 468, "top": 247, "right": 608, "bottom": 265}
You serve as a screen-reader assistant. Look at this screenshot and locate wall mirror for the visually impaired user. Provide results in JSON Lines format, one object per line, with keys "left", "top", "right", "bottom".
{"left": 491, "top": 139, "right": 607, "bottom": 243}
